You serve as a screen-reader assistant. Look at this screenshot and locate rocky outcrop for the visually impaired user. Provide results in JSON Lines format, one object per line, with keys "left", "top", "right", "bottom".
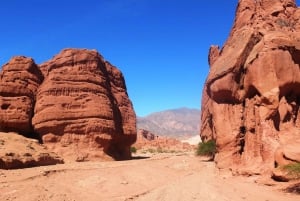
{"left": 32, "top": 49, "right": 136, "bottom": 161}
{"left": 201, "top": 0, "right": 300, "bottom": 175}
{"left": 0, "top": 132, "right": 63, "bottom": 169}
{"left": 0, "top": 48, "right": 136, "bottom": 165}
{"left": 134, "top": 129, "right": 195, "bottom": 152}
{"left": 0, "top": 56, "right": 43, "bottom": 137}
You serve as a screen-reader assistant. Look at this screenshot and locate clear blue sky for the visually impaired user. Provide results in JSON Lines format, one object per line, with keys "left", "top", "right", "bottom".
{"left": 1, "top": 0, "right": 298, "bottom": 116}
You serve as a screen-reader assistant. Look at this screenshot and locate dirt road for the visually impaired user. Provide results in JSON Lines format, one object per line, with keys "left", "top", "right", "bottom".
{"left": 0, "top": 153, "right": 298, "bottom": 201}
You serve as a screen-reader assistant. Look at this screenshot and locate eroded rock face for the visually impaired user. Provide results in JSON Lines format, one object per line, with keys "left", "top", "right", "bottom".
{"left": 0, "top": 48, "right": 136, "bottom": 164}
{"left": 201, "top": 0, "right": 300, "bottom": 175}
{"left": 0, "top": 132, "right": 63, "bottom": 169}
{"left": 32, "top": 49, "right": 136, "bottom": 161}
{"left": 0, "top": 56, "right": 43, "bottom": 137}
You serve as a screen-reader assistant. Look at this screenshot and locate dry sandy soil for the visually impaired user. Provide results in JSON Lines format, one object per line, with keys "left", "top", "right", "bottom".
{"left": 0, "top": 152, "right": 299, "bottom": 201}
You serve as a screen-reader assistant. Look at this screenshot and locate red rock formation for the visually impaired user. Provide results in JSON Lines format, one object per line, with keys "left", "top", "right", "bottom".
{"left": 201, "top": 0, "right": 300, "bottom": 175}
{"left": 134, "top": 129, "right": 195, "bottom": 152}
{"left": 0, "top": 132, "right": 63, "bottom": 169}
{"left": 0, "top": 56, "right": 43, "bottom": 137}
{"left": 32, "top": 49, "right": 136, "bottom": 161}
{"left": 0, "top": 48, "right": 136, "bottom": 165}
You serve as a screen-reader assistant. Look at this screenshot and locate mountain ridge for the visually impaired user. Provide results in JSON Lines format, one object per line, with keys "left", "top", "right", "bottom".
{"left": 137, "top": 107, "right": 200, "bottom": 138}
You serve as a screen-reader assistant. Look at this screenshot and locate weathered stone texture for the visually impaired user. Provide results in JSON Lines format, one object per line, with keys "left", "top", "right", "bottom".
{"left": 32, "top": 49, "right": 136, "bottom": 161}
{"left": 0, "top": 132, "right": 63, "bottom": 169}
{"left": 201, "top": 0, "right": 300, "bottom": 175}
{"left": 0, "top": 56, "right": 43, "bottom": 137}
{"left": 0, "top": 48, "right": 136, "bottom": 166}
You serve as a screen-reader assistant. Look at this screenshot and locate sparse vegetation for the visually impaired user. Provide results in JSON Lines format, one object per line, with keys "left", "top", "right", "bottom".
{"left": 147, "top": 148, "right": 156, "bottom": 153}
{"left": 282, "top": 163, "right": 300, "bottom": 179}
{"left": 130, "top": 146, "right": 137, "bottom": 153}
{"left": 157, "top": 147, "right": 163, "bottom": 153}
{"left": 196, "top": 140, "right": 216, "bottom": 157}
{"left": 140, "top": 148, "right": 182, "bottom": 154}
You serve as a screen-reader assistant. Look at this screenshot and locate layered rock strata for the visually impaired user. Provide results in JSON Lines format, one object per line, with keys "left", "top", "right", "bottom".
{"left": 33, "top": 49, "right": 136, "bottom": 161}
{"left": 0, "top": 48, "right": 136, "bottom": 165}
{"left": 0, "top": 132, "right": 63, "bottom": 169}
{"left": 201, "top": 0, "right": 300, "bottom": 175}
{"left": 0, "top": 56, "right": 43, "bottom": 137}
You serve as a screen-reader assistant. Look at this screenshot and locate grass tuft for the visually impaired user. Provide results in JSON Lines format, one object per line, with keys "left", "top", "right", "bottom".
{"left": 130, "top": 146, "right": 137, "bottom": 153}
{"left": 196, "top": 140, "right": 216, "bottom": 157}
{"left": 282, "top": 163, "right": 300, "bottom": 179}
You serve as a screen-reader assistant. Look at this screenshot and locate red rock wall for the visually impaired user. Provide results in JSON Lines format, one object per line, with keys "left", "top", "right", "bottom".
{"left": 201, "top": 0, "right": 300, "bottom": 175}
{"left": 0, "top": 49, "right": 136, "bottom": 161}
{"left": 0, "top": 57, "right": 43, "bottom": 137}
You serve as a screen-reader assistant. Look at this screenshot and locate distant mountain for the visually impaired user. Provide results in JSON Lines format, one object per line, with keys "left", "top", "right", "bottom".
{"left": 137, "top": 108, "right": 200, "bottom": 139}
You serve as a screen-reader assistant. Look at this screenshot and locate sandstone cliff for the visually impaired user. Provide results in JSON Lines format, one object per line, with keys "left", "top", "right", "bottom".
{"left": 201, "top": 0, "right": 300, "bottom": 175}
{"left": 0, "top": 48, "right": 136, "bottom": 166}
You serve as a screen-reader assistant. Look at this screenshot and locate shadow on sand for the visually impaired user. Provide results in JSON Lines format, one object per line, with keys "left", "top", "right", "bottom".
{"left": 131, "top": 156, "right": 151, "bottom": 160}
{"left": 285, "top": 182, "right": 300, "bottom": 195}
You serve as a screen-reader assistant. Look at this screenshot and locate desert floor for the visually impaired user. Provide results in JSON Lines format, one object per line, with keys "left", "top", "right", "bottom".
{"left": 0, "top": 152, "right": 299, "bottom": 201}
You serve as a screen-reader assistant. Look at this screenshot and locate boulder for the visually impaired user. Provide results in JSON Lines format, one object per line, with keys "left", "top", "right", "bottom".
{"left": 0, "top": 48, "right": 136, "bottom": 166}
{"left": 0, "top": 132, "right": 63, "bottom": 169}
{"left": 32, "top": 49, "right": 136, "bottom": 161}
{"left": 201, "top": 0, "right": 300, "bottom": 175}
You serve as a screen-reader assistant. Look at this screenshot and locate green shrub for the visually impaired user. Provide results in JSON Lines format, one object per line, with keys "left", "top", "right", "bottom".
{"left": 283, "top": 163, "right": 300, "bottom": 179}
{"left": 147, "top": 148, "right": 155, "bottom": 153}
{"left": 196, "top": 140, "right": 216, "bottom": 157}
{"left": 130, "top": 146, "right": 137, "bottom": 153}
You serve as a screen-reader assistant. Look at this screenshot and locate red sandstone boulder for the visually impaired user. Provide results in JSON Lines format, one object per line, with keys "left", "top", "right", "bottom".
{"left": 201, "top": 0, "right": 300, "bottom": 175}
{"left": 0, "top": 56, "right": 43, "bottom": 137}
{"left": 0, "top": 48, "right": 136, "bottom": 166}
{"left": 32, "top": 49, "right": 136, "bottom": 161}
{"left": 0, "top": 132, "right": 63, "bottom": 169}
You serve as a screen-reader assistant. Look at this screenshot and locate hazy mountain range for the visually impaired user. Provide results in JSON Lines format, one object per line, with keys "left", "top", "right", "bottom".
{"left": 137, "top": 108, "right": 200, "bottom": 139}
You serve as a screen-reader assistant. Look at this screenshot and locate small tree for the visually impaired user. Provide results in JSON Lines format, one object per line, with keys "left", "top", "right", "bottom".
{"left": 196, "top": 140, "right": 216, "bottom": 159}
{"left": 130, "top": 146, "right": 137, "bottom": 153}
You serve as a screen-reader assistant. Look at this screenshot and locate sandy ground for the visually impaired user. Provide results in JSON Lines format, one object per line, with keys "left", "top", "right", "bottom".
{"left": 0, "top": 152, "right": 299, "bottom": 201}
